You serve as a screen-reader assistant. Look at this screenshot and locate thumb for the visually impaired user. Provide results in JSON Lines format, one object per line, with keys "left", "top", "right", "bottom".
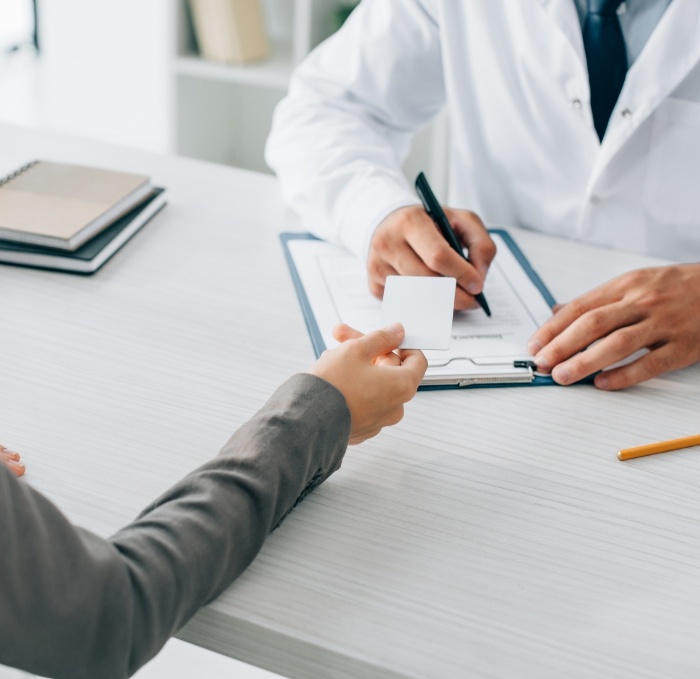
{"left": 356, "top": 323, "right": 405, "bottom": 359}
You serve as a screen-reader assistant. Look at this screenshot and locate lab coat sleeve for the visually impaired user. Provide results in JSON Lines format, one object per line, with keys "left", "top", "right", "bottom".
{"left": 0, "top": 374, "right": 350, "bottom": 679}
{"left": 265, "top": 0, "right": 446, "bottom": 262}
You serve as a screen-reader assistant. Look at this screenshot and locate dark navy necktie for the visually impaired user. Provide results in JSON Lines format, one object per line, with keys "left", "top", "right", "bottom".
{"left": 582, "top": 0, "right": 628, "bottom": 141}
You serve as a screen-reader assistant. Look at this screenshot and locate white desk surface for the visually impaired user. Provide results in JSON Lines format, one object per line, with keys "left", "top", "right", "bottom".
{"left": 1, "top": 124, "right": 699, "bottom": 679}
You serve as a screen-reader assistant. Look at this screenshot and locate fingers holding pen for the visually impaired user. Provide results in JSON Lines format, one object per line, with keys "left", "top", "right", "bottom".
{"left": 404, "top": 223, "right": 483, "bottom": 307}
{"left": 368, "top": 205, "right": 494, "bottom": 311}
{"left": 444, "top": 207, "right": 497, "bottom": 281}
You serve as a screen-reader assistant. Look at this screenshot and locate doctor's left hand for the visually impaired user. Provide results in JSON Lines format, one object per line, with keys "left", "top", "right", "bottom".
{"left": 527, "top": 264, "right": 700, "bottom": 390}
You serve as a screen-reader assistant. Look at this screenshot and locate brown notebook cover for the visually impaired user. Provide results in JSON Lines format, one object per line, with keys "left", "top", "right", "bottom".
{"left": 0, "top": 160, "right": 154, "bottom": 251}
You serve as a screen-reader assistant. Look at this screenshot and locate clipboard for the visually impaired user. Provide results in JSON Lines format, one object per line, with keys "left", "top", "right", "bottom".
{"left": 281, "top": 229, "right": 558, "bottom": 390}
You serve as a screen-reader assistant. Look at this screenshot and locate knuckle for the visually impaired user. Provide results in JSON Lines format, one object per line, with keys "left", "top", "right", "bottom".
{"left": 482, "top": 239, "right": 498, "bottom": 261}
{"left": 404, "top": 210, "right": 430, "bottom": 236}
{"left": 366, "top": 257, "right": 385, "bottom": 282}
{"left": 533, "top": 322, "right": 556, "bottom": 346}
{"left": 423, "top": 246, "right": 452, "bottom": 272}
{"left": 372, "top": 222, "right": 395, "bottom": 249}
{"left": 623, "top": 268, "right": 649, "bottom": 288}
{"left": 581, "top": 309, "right": 609, "bottom": 337}
{"left": 609, "top": 327, "right": 639, "bottom": 356}
{"left": 568, "top": 353, "right": 591, "bottom": 376}
{"left": 636, "top": 289, "right": 666, "bottom": 313}
{"left": 557, "top": 354, "right": 587, "bottom": 381}
{"left": 568, "top": 298, "right": 588, "bottom": 320}
{"left": 545, "top": 342, "right": 568, "bottom": 365}
{"left": 642, "top": 355, "right": 663, "bottom": 377}
{"left": 643, "top": 350, "right": 675, "bottom": 377}
{"left": 477, "top": 243, "right": 495, "bottom": 262}
{"left": 403, "top": 204, "right": 426, "bottom": 222}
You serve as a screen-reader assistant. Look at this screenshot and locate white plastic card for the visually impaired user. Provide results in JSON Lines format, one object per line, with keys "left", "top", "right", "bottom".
{"left": 380, "top": 276, "right": 456, "bottom": 350}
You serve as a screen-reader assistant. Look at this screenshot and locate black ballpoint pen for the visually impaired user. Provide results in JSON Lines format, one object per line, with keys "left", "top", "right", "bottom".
{"left": 415, "top": 172, "right": 491, "bottom": 316}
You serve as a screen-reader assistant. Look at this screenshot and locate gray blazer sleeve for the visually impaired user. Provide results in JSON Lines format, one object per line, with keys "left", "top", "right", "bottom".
{"left": 0, "top": 373, "right": 350, "bottom": 679}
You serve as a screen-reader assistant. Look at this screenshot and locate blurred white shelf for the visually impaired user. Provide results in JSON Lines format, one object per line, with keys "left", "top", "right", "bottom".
{"left": 174, "top": 41, "right": 293, "bottom": 90}
{"left": 170, "top": 0, "right": 343, "bottom": 172}
{"left": 169, "top": 0, "right": 447, "bottom": 190}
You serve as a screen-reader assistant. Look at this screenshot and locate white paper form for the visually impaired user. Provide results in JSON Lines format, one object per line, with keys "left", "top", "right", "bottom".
{"left": 286, "top": 232, "right": 555, "bottom": 386}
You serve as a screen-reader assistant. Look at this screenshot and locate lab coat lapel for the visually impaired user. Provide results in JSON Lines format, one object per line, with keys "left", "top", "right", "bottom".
{"left": 532, "top": 0, "right": 599, "bottom": 157}
{"left": 595, "top": 0, "right": 700, "bottom": 177}
{"left": 533, "top": 0, "right": 586, "bottom": 66}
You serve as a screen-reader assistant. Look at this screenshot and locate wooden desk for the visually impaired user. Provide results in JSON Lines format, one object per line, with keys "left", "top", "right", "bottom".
{"left": 1, "top": 124, "right": 699, "bottom": 679}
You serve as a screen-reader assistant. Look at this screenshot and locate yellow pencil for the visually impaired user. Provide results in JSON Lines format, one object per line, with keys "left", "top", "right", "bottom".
{"left": 617, "top": 434, "right": 700, "bottom": 461}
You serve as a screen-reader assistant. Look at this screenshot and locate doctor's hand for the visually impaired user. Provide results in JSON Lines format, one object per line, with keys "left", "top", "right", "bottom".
{"left": 527, "top": 264, "right": 700, "bottom": 390}
{"left": 309, "top": 323, "right": 427, "bottom": 444}
{"left": 1, "top": 444, "right": 25, "bottom": 477}
{"left": 367, "top": 205, "right": 497, "bottom": 311}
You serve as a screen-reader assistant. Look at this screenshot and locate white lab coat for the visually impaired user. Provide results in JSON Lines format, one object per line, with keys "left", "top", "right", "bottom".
{"left": 265, "top": 0, "right": 700, "bottom": 265}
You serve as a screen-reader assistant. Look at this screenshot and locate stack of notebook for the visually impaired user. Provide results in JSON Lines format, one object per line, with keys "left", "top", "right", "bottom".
{"left": 0, "top": 160, "right": 167, "bottom": 274}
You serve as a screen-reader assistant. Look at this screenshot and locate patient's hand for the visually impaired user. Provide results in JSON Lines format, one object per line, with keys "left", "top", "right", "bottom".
{"left": 310, "top": 323, "right": 427, "bottom": 445}
{"left": 1, "top": 444, "right": 25, "bottom": 477}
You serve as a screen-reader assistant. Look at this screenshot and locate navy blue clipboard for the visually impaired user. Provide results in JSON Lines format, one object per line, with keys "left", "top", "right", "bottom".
{"left": 281, "top": 229, "right": 558, "bottom": 390}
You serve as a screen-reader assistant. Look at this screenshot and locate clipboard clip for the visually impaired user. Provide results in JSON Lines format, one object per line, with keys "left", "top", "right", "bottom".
{"left": 513, "top": 360, "right": 537, "bottom": 370}
{"left": 422, "top": 357, "right": 538, "bottom": 387}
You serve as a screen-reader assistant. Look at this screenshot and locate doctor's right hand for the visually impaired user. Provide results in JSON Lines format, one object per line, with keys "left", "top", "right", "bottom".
{"left": 367, "top": 205, "right": 497, "bottom": 311}
{"left": 309, "top": 323, "right": 427, "bottom": 445}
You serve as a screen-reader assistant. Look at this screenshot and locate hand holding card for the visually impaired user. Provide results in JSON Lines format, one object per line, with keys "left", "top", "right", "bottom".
{"left": 380, "top": 276, "right": 456, "bottom": 350}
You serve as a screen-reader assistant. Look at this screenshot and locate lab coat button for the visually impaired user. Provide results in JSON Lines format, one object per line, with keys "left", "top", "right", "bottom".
{"left": 571, "top": 98, "right": 582, "bottom": 109}
{"left": 621, "top": 108, "right": 633, "bottom": 119}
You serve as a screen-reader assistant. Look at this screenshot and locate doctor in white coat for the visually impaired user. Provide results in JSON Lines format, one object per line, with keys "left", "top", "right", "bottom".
{"left": 266, "top": 0, "right": 700, "bottom": 390}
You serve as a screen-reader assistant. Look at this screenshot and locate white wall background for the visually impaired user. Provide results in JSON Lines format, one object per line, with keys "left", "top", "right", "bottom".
{"left": 0, "top": 0, "right": 171, "bottom": 153}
